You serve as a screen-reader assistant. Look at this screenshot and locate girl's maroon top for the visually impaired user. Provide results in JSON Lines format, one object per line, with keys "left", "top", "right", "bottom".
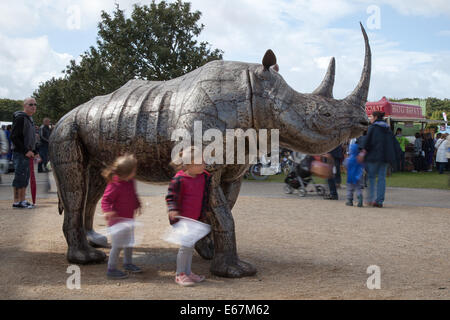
{"left": 165, "top": 170, "right": 211, "bottom": 224}
{"left": 101, "top": 175, "right": 141, "bottom": 226}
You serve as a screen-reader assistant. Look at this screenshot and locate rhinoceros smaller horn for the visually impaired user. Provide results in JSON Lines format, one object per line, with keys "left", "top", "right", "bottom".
{"left": 312, "top": 57, "right": 335, "bottom": 98}
{"left": 262, "top": 49, "right": 277, "bottom": 70}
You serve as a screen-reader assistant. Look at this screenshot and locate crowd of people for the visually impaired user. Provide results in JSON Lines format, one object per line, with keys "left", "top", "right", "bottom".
{"left": 323, "top": 111, "right": 449, "bottom": 208}
{"left": 408, "top": 131, "right": 449, "bottom": 173}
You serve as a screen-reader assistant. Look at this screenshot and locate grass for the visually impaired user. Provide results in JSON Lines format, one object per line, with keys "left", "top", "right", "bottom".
{"left": 248, "top": 170, "right": 450, "bottom": 190}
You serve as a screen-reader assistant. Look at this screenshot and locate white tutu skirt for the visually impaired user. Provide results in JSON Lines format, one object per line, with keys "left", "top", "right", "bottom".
{"left": 162, "top": 216, "right": 211, "bottom": 248}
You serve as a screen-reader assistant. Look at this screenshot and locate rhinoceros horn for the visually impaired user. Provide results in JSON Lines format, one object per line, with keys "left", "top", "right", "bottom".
{"left": 313, "top": 22, "right": 371, "bottom": 104}
{"left": 344, "top": 22, "right": 371, "bottom": 107}
{"left": 312, "top": 57, "right": 335, "bottom": 98}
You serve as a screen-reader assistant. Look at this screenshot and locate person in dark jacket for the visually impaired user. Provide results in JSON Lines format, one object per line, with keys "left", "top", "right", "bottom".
{"left": 358, "top": 111, "right": 396, "bottom": 208}
{"left": 324, "top": 145, "right": 343, "bottom": 200}
{"left": 423, "top": 133, "right": 434, "bottom": 172}
{"left": 38, "top": 118, "right": 51, "bottom": 172}
{"left": 412, "top": 132, "right": 424, "bottom": 172}
{"left": 5, "top": 125, "right": 12, "bottom": 161}
{"left": 10, "top": 98, "right": 39, "bottom": 209}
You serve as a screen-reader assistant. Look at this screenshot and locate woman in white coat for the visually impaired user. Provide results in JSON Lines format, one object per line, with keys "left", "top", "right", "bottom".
{"left": 435, "top": 133, "right": 448, "bottom": 174}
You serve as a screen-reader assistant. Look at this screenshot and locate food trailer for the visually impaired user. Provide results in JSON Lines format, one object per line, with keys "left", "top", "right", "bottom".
{"left": 365, "top": 96, "right": 426, "bottom": 131}
{"left": 365, "top": 97, "right": 428, "bottom": 171}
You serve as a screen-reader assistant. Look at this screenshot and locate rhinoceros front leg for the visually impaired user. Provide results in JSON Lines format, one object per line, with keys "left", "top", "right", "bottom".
{"left": 195, "top": 176, "right": 244, "bottom": 260}
{"left": 209, "top": 177, "right": 257, "bottom": 278}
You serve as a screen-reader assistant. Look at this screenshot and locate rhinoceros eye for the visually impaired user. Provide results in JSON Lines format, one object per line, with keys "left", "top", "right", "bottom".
{"left": 324, "top": 112, "right": 331, "bottom": 117}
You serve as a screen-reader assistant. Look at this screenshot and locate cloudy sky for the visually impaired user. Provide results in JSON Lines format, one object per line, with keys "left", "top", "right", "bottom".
{"left": 1, "top": 0, "right": 449, "bottom": 101}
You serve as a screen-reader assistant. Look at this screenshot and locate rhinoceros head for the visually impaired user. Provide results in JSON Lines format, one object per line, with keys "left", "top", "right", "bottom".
{"left": 249, "top": 23, "right": 371, "bottom": 154}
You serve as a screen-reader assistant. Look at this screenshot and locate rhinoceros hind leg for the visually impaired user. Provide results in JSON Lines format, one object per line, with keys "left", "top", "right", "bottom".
{"left": 67, "top": 246, "right": 107, "bottom": 264}
{"left": 51, "top": 131, "right": 106, "bottom": 264}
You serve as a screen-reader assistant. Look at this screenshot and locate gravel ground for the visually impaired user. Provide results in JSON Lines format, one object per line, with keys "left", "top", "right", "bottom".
{"left": 0, "top": 181, "right": 449, "bottom": 299}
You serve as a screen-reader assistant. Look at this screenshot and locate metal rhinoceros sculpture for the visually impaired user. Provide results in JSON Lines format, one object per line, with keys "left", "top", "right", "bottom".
{"left": 49, "top": 24, "right": 371, "bottom": 278}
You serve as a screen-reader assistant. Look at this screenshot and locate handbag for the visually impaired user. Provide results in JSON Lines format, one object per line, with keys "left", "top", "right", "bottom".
{"left": 310, "top": 155, "right": 333, "bottom": 179}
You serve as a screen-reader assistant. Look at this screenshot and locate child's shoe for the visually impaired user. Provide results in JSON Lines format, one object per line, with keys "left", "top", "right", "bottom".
{"left": 188, "top": 272, "right": 205, "bottom": 283}
{"left": 175, "top": 272, "right": 195, "bottom": 287}
{"left": 107, "top": 269, "right": 129, "bottom": 279}
{"left": 345, "top": 199, "right": 353, "bottom": 206}
{"left": 123, "top": 264, "right": 142, "bottom": 273}
{"left": 357, "top": 195, "right": 363, "bottom": 207}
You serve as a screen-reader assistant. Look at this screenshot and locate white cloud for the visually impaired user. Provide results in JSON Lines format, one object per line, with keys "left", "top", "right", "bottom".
{"left": 378, "top": 0, "right": 450, "bottom": 17}
{"left": 189, "top": 0, "right": 450, "bottom": 100}
{"left": 0, "top": 0, "right": 449, "bottom": 101}
{"left": 0, "top": 34, "right": 73, "bottom": 99}
{"left": 0, "top": 0, "right": 141, "bottom": 33}
{"left": 0, "top": 87, "right": 10, "bottom": 97}
{"left": 437, "top": 30, "right": 450, "bottom": 36}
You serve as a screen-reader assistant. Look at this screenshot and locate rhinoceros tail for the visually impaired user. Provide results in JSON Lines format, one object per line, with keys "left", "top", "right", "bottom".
{"left": 58, "top": 191, "right": 64, "bottom": 215}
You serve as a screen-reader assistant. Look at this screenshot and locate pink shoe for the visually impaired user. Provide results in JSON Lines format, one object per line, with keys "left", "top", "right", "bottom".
{"left": 188, "top": 272, "right": 205, "bottom": 283}
{"left": 175, "top": 272, "right": 195, "bottom": 287}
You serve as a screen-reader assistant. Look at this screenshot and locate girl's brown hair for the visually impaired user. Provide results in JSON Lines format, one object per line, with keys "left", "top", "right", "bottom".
{"left": 169, "top": 146, "right": 203, "bottom": 171}
{"left": 102, "top": 154, "right": 138, "bottom": 182}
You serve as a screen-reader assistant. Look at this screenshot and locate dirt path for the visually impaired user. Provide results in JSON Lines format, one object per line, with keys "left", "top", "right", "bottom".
{"left": 1, "top": 191, "right": 449, "bottom": 299}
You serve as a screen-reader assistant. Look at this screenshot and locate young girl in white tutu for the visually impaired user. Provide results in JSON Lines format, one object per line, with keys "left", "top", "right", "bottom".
{"left": 166, "top": 147, "right": 211, "bottom": 286}
{"left": 101, "top": 154, "right": 142, "bottom": 279}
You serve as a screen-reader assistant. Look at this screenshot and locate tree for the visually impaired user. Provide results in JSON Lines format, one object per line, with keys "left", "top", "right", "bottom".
{"left": 33, "top": 77, "right": 68, "bottom": 125}
{"left": 0, "top": 99, "right": 23, "bottom": 123}
{"left": 34, "top": 0, "right": 223, "bottom": 123}
{"left": 430, "top": 110, "right": 445, "bottom": 120}
{"left": 426, "top": 98, "right": 450, "bottom": 118}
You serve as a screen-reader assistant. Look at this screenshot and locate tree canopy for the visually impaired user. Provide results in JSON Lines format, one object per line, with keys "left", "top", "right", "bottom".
{"left": 0, "top": 99, "right": 23, "bottom": 123}
{"left": 32, "top": 0, "right": 223, "bottom": 124}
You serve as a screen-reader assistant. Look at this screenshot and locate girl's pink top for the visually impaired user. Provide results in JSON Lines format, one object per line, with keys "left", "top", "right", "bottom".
{"left": 173, "top": 170, "right": 206, "bottom": 221}
{"left": 101, "top": 175, "right": 141, "bottom": 226}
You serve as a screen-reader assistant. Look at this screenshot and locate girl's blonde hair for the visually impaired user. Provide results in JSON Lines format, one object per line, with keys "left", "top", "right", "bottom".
{"left": 102, "top": 153, "right": 138, "bottom": 182}
{"left": 169, "top": 146, "right": 203, "bottom": 171}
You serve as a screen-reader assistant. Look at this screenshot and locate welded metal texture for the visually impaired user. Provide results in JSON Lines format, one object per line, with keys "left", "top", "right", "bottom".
{"left": 49, "top": 24, "right": 371, "bottom": 278}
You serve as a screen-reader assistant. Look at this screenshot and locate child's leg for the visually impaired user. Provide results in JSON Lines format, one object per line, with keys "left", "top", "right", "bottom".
{"left": 123, "top": 224, "right": 134, "bottom": 265}
{"left": 356, "top": 180, "right": 363, "bottom": 198}
{"left": 177, "top": 246, "right": 194, "bottom": 275}
{"left": 346, "top": 183, "right": 354, "bottom": 200}
{"left": 108, "top": 246, "right": 122, "bottom": 270}
{"left": 124, "top": 247, "right": 133, "bottom": 265}
{"left": 108, "top": 226, "right": 126, "bottom": 270}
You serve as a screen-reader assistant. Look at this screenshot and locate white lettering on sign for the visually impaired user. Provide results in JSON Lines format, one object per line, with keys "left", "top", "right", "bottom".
{"left": 365, "top": 105, "right": 384, "bottom": 113}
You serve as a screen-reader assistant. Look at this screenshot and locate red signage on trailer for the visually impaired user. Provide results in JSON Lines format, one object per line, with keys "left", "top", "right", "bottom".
{"left": 365, "top": 97, "right": 424, "bottom": 119}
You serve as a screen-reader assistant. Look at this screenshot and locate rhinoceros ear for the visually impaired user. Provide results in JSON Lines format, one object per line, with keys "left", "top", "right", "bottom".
{"left": 271, "top": 64, "right": 279, "bottom": 72}
{"left": 262, "top": 50, "right": 277, "bottom": 70}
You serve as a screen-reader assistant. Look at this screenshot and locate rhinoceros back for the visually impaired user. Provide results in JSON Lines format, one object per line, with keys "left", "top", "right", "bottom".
{"left": 50, "top": 60, "right": 254, "bottom": 181}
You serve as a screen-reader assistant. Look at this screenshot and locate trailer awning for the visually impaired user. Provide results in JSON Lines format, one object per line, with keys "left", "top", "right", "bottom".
{"left": 365, "top": 96, "right": 425, "bottom": 119}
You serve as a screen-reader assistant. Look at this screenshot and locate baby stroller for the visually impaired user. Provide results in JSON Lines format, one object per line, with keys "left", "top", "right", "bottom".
{"left": 283, "top": 154, "right": 326, "bottom": 197}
